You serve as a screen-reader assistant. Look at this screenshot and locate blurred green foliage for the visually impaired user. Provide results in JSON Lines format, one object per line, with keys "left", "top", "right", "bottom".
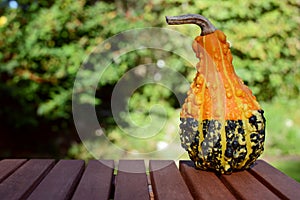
{"left": 271, "top": 160, "right": 300, "bottom": 182}
{"left": 262, "top": 99, "right": 300, "bottom": 156}
{"left": 0, "top": 0, "right": 299, "bottom": 165}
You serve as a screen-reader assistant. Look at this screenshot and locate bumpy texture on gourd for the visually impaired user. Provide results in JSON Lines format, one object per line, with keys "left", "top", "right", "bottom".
{"left": 166, "top": 14, "right": 266, "bottom": 174}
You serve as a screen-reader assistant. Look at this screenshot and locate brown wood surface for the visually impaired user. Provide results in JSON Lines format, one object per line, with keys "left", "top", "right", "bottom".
{"left": 149, "top": 160, "right": 193, "bottom": 200}
{"left": 114, "top": 160, "right": 149, "bottom": 200}
{"left": 220, "top": 170, "right": 281, "bottom": 200}
{"left": 72, "top": 160, "right": 114, "bottom": 200}
{"left": 0, "top": 159, "right": 298, "bottom": 200}
{"left": 27, "top": 159, "right": 84, "bottom": 200}
{"left": 249, "top": 160, "right": 300, "bottom": 200}
{"left": 0, "top": 159, "right": 55, "bottom": 200}
{"left": 179, "top": 160, "right": 236, "bottom": 200}
{"left": 0, "top": 159, "right": 27, "bottom": 183}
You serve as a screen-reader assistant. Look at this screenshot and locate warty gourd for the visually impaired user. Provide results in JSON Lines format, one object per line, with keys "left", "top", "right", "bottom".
{"left": 166, "top": 14, "right": 266, "bottom": 174}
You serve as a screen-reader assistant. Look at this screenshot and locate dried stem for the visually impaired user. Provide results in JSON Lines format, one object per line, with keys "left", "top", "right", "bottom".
{"left": 165, "top": 14, "right": 217, "bottom": 36}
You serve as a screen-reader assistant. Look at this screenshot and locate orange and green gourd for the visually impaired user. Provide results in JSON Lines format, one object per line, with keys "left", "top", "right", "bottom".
{"left": 166, "top": 14, "right": 266, "bottom": 174}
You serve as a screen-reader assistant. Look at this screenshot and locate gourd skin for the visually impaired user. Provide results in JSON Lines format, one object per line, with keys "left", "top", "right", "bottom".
{"left": 179, "top": 30, "right": 266, "bottom": 174}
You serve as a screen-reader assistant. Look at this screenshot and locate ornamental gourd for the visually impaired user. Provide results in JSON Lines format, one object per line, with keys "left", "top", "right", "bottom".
{"left": 166, "top": 14, "right": 266, "bottom": 174}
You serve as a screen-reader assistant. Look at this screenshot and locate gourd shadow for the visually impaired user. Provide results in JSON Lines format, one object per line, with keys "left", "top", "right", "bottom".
{"left": 180, "top": 160, "right": 258, "bottom": 176}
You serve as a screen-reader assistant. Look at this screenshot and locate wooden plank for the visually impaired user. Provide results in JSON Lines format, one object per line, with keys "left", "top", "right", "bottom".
{"left": 179, "top": 160, "right": 236, "bottom": 200}
{"left": 72, "top": 160, "right": 114, "bottom": 200}
{"left": 27, "top": 160, "right": 84, "bottom": 200}
{"left": 0, "top": 159, "right": 27, "bottom": 183}
{"left": 0, "top": 159, "right": 55, "bottom": 200}
{"left": 114, "top": 160, "right": 149, "bottom": 200}
{"left": 149, "top": 160, "right": 193, "bottom": 200}
{"left": 249, "top": 159, "right": 300, "bottom": 200}
{"left": 220, "top": 170, "right": 281, "bottom": 200}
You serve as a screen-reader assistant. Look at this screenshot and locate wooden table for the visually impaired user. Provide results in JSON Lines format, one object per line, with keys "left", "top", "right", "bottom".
{"left": 0, "top": 159, "right": 299, "bottom": 200}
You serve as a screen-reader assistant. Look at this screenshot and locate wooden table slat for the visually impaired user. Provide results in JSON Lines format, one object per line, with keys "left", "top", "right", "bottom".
{"left": 179, "top": 160, "right": 236, "bottom": 200}
{"left": 0, "top": 159, "right": 55, "bottom": 200}
{"left": 114, "top": 160, "right": 149, "bottom": 200}
{"left": 220, "top": 170, "right": 281, "bottom": 200}
{"left": 149, "top": 160, "right": 193, "bottom": 200}
{"left": 249, "top": 160, "right": 300, "bottom": 200}
{"left": 72, "top": 160, "right": 114, "bottom": 200}
{"left": 27, "top": 160, "right": 85, "bottom": 200}
{"left": 0, "top": 159, "right": 27, "bottom": 183}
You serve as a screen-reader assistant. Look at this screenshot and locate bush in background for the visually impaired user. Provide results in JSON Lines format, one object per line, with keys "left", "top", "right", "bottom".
{"left": 0, "top": 0, "right": 299, "bottom": 158}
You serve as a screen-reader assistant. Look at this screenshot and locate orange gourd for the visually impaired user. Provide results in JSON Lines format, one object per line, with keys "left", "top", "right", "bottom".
{"left": 166, "top": 14, "right": 266, "bottom": 174}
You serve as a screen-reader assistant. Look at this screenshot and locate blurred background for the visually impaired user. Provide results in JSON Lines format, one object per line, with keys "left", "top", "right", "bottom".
{"left": 0, "top": 0, "right": 299, "bottom": 181}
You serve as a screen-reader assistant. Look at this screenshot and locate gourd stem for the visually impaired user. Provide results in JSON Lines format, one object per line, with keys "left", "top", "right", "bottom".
{"left": 165, "top": 14, "right": 217, "bottom": 36}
